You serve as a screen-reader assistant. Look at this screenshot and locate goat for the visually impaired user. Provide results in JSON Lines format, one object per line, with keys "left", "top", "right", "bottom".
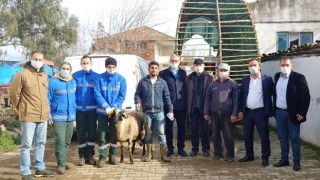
{"left": 111, "top": 109, "right": 145, "bottom": 164}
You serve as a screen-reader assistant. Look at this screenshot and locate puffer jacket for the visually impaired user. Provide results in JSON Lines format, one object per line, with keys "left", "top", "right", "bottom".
{"left": 204, "top": 78, "right": 239, "bottom": 116}
{"left": 48, "top": 74, "right": 77, "bottom": 122}
{"left": 9, "top": 62, "right": 50, "bottom": 122}
{"left": 134, "top": 75, "right": 173, "bottom": 113}
{"left": 73, "top": 69, "right": 99, "bottom": 111}
{"left": 94, "top": 72, "right": 127, "bottom": 115}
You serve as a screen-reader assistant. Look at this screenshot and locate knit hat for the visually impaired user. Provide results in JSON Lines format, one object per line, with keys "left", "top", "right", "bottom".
{"left": 60, "top": 62, "right": 72, "bottom": 72}
{"left": 105, "top": 57, "right": 117, "bottom": 67}
{"left": 193, "top": 58, "right": 204, "bottom": 64}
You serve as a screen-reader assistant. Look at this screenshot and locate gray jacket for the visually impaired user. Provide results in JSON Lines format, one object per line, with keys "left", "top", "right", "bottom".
{"left": 204, "top": 78, "right": 239, "bottom": 116}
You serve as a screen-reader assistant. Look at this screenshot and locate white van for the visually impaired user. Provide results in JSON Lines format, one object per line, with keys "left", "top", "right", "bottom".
{"left": 64, "top": 54, "right": 149, "bottom": 110}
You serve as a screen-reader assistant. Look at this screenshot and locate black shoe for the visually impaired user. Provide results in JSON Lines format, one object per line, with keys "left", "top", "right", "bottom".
{"left": 190, "top": 150, "right": 198, "bottom": 157}
{"left": 293, "top": 163, "right": 301, "bottom": 171}
{"left": 262, "top": 159, "right": 269, "bottom": 167}
{"left": 166, "top": 149, "right": 174, "bottom": 157}
{"left": 214, "top": 155, "right": 220, "bottom": 160}
{"left": 87, "top": 156, "right": 96, "bottom": 165}
{"left": 178, "top": 149, "right": 187, "bottom": 157}
{"left": 227, "top": 157, "right": 234, "bottom": 163}
{"left": 203, "top": 150, "right": 209, "bottom": 157}
{"left": 238, "top": 156, "right": 254, "bottom": 162}
{"left": 273, "top": 160, "right": 289, "bottom": 167}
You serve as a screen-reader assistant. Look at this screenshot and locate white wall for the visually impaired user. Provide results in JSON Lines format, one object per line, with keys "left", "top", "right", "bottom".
{"left": 262, "top": 55, "right": 320, "bottom": 146}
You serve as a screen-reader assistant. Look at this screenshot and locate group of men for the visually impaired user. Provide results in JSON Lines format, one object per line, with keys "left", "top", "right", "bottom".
{"left": 9, "top": 51, "right": 310, "bottom": 180}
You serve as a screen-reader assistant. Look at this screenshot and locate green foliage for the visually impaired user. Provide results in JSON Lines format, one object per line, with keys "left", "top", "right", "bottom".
{"left": 0, "top": 0, "right": 79, "bottom": 62}
{"left": 6, "top": 120, "right": 20, "bottom": 132}
{"left": 0, "top": 132, "right": 20, "bottom": 151}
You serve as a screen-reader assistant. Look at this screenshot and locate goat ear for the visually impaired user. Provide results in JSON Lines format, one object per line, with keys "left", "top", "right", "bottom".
{"left": 122, "top": 112, "right": 129, "bottom": 119}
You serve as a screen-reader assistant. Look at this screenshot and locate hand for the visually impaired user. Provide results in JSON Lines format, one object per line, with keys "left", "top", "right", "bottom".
{"left": 106, "top": 107, "right": 112, "bottom": 115}
{"left": 167, "top": 112, "right": 174, "bottom": 121}
{"left": 204, "top": 115, "right": 209, "bottom": 121}
{"left": 48, "top": 120, "right": 53, "bottom": 125}
{"left": 135, "top": 103, "right": 141, "bottom": 111}
{"left": 230, "top": 115, "right": 237, "bottom": 123}
{"left": 238, "top": 112, "right": 243, "bottom": 120}
{"left": 296, "top": 114, "right": 304, "bottom": 121}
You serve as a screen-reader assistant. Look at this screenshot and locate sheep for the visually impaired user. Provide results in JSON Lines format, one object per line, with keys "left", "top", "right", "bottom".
{"left": 111, "top": 109, "right": 145, "bottom": 164}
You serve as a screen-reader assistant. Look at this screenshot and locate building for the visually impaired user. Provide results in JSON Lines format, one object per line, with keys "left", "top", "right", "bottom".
{"left": 91, "top": 26, "right": 175, "bottom": 66}
{"left": 247, "top": 0, "right": 320, "bottom": 54}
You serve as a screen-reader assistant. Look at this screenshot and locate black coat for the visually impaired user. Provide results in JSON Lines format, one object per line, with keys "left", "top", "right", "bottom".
{"left": 274, "top": 71, "right": 310, "bottom": 123}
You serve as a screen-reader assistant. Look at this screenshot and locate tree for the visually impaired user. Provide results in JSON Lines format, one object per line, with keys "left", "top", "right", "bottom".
{"left": 0, "top": 0, "right": 79, "bottom": 62}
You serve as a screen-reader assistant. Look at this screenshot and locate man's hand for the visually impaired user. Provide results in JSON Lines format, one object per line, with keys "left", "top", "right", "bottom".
{"left": 167, "top": 112, "right": 174, "bottom": 121}
{"left": 296, "top": 114, "right": 304, "bottom": 121}
{"left": 238, "top": 112, "right": 243, "bottom": 120}
{"left": 230, "top": 115, "right": 237, "bottom": 123}
{"left": 204, "top": 115, "right": 209, "bottom": 121}
{"left": 135, "top": 103, "right": 141, "bottom": 111}
{"left": 48, "top": 120, "right": 53, "bottom": 125}
{"left": 106, "top": 107, "right": 112, "bottom": 115}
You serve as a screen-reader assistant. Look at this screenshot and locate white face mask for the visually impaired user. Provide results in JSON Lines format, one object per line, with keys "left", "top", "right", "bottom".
{"left": 31, "top": 60, "right": 43, "bottom": 69}
{"left": 249, "top": 66, "right": 260, "bottom": 75}
{"left": 106, "top": 69, "right": 116, "bottom": 74}
{"left": 169, "top": 63, "right": 179, "bottom": 70}
{"left": 81, "top": 65, "right": 91, "bottom": 72}
{"left": 194, "top": 66, "right": 204, "bottom": 74}
{"left": 280, "top": 66, "right": 291, "bottom": 75}
{"left": 219, "top": 71, "right": 229, "bottom": 79}
{"left": 60, "top": 70, "right": 70, "bottom": 79}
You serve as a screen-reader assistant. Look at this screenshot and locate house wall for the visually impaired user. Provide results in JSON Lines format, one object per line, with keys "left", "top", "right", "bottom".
{"left": 248, "top": 0, "right": 320, "bottom": 54}
{"left": 262, "top": 55, "right": 320, "bottom": 146}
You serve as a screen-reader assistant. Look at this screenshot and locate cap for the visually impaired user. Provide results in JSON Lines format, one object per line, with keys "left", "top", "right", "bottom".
{"left": 105, "top": 57, "right": 117, "bottom": 67}
{"left": 193, "top": 58, "right": 204, "bottom": 64}
{"left": 218, "top": 63, "right": 230, "bottom": 71}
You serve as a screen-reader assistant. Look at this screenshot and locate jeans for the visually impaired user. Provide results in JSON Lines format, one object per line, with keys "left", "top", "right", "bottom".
{"left": 165, "top": 110, "right": 186, "bottom": 151}
{"left": 190, "top": 108, "right": 210, "bottom": 152}
{"left": 97, "top": 114, "right": 117, "bottom": 160}
{"left": 211, "top": 113, "right": 234, "bottom": 158}
{"left": 20, "top": 121, "right": 47, "bottom": 176}
{"left": 76, "top": 111, "right": 97, "bottom": 158}
{"left": 275, "top": 109, "right": 301, "bottom": 164}
{"left": 53, "top": 121, "right": 74, "bottom": 167}
{"left": 144, "top": 112, "right": 166, "bottom": 144}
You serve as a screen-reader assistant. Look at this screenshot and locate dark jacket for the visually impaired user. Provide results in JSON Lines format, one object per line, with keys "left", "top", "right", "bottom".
{"left": 274, "top": 71, "right": 310, "bottom": 123}
{"left": 239, "top": 74, "right": 274, "bottom": 117}
{"left": 204, "top": 78, "right": 238, "bottom": 116}
{"left": 159, "top": 67, "right": 187, "bottom": 111}
{"left": 186, "top": 71, "right": 214, "bottom": 116}
{"left": 134, "top": 75, "right": 173, "bottom": 113}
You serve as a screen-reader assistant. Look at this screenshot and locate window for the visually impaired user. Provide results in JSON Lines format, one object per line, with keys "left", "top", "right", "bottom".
{"left": 277, "top": 32, "right": 313, "bottom": 50}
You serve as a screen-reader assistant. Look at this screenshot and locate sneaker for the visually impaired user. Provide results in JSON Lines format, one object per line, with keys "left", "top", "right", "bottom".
{"left": 227, "top": 157, "right": 234, "bottom": 163}
{"left": 65, "top": 163, "right": 72, "bottom": 170}
{"left": 214, "top": 155, "right": 221, "bottom": 160}
{"left": 97, "top": 160, "right": 105, "bottom": 168}
{"left": 87, "top": 156, "right": 96, "bottom": 165}
{"left": 35, "top": 169, "right": 55, "bottom": 177}
{"left": 166, "top": 149, "right": 174, "bottom": 157}
{"left": 178, "top": 149, "right": 187, "bottom": 157}
{"left": 56, "top": 166, "right": 65, "bottom": 174}
{"left": 203, "top": 150, "right": 210, "bottom": 157}
{"left": 78, "top": 157, "right": 85, "bottom": 166}
{"left": 21, "top": 175, "right": 33, "bottom": 180}
{"left": 190, "top": 150, "right": 198, "bottom": 157}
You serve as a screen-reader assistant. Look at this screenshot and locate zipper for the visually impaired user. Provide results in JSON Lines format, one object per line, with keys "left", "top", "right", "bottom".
{"left": 37, "top": 73, "right": 43, "bottom": 120}
{"left": 152, "top": 82, "right": 155, "bottom": 112}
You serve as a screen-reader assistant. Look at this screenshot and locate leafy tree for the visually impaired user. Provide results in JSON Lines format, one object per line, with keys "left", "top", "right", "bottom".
{"left": 0, "top": 0, "right": 79, "bottom": 62}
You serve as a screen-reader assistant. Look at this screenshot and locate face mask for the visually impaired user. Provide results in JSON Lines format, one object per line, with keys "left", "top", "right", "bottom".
{"left": 106, "top": 69, "right": 116, "bottom": 74}
{"left": 249, "top": 66, "right": 260, "bottom": 75}
{"left": 219, "top": 72, "right": 229, "bottom": 79}
{"left": 82, "top": 65, "right": 91, "bottom": 72}
{"left": 280, "top": 67, "right": 291, "bottom": 75}
{"left": 60, "top": 70, "right": 70, "bottom": 79}
{"left": 170, "top": 63, "right": 179, "bottom": 70}
{"left": 31, "top": 60, "right": 43, "bottom": 69}
{"left": 194, "top": 66, "right": 204, "bottom": 74}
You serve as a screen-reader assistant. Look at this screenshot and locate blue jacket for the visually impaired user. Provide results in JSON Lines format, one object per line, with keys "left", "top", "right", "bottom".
{"left": 94, "top": 72, "right": 127, "bottom": 115}
{"left": 134, "top": 75, "right": 173, "bottom": 113}
{"left": 73, "top": 69, "right": 99, "bottom": 111}
{"left": 48, "top": 75, "right": 77, "bottom": 122}
{"left": 159, "top": 67, "right": 187, "bottom": 111}
{"left": 239, "top": 74, "right": 274, "bottom": 117}
{"left": 204, "top": 78, "right": 238, "bottom": 116}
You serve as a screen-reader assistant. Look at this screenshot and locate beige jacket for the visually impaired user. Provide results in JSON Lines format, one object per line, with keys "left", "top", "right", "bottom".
{"left": 9, "top": 62, "right": 50, "bottom": 122}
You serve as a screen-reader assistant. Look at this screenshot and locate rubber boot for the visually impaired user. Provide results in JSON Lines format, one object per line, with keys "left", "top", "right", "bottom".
{"left": 142, "top": 144, "right": 152, "bottom": 162}
{"left": 160, "top": 144, "right": 171, "bottom": 162}
{"left": 108, "top": 155, "right": 117, "bottom": 165}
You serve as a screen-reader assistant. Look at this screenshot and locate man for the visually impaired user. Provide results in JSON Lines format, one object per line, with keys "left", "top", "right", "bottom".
{"left": 186, "top": 58, "right": 213, "bottom": 157}
{"left": 134, "top": 60, "right": 173, "bottom": 162}
{"left": 238, "top": 59, "right": 274, "bottom": 167}
{"left": 10, "top": 51, "right": 55, "bottom": 180}
{"left": 204, "top": 63, "right": 238, "bottom": 162}
{"left": 273, "top": 57, "right": 310, "bottom": 171}
{"left": 159, "top": 54, "right": 187, "bottom": 157}
{"left": 94, "top": 57, "right": 127, "bottom": 167}
{"left": 73, "top": 55, "right": 99, "bottom": 166}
